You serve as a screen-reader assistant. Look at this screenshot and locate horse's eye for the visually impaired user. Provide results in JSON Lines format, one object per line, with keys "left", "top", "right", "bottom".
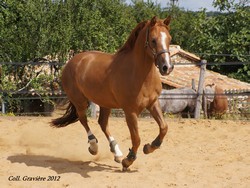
{"left": 151, "top": 39, "right": 156, "bottom": 45}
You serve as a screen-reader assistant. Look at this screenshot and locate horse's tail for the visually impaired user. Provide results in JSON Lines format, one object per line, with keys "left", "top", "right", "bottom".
{"left": 51, "top": 101, "right": 79, "bottom": 128}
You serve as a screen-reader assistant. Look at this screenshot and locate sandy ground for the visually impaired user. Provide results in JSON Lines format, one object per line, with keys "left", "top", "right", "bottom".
{"left": 0, "top": 116, "right": 249, "bottom": 188}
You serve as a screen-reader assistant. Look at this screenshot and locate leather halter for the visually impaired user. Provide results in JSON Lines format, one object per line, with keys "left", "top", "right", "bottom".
{"left": 144, "top": 26, "right": 170, "bottom": 61}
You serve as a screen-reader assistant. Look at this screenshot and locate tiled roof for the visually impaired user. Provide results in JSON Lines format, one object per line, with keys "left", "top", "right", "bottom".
{"left": 161, "top": 45, "right": 250, "bottom": 91}
{"left": 170, "top": 45, "right": 200, "bottom": 63}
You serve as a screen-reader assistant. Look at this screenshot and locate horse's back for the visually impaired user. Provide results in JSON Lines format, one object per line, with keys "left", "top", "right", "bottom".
{"left": 67, "top": 51, "right": 113, "bottom": 68}
{"left": 62, "top": 51, "right": 113, "bottom": 85}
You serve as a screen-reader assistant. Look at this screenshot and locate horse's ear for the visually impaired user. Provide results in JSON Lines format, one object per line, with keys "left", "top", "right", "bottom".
{"left": 150, "top": 16, "right": 157, "bottom": 26}
{"left": 164, "top": 16, "right": 171, "bottom": 26}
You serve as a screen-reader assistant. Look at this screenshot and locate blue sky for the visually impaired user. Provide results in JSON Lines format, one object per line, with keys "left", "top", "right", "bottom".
{"left": 126, "top": 0, "right": 241, "bottom": 11}
{"left": 177, "top": 0, "right": 218, "bottom": 11}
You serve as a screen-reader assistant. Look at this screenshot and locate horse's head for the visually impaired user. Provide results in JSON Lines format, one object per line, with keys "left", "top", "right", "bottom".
{"left": 204, "top": 83, "right": 216, "bottom": 102}
{"left": 145, "top": 16, "right": 174, "bottom": 76}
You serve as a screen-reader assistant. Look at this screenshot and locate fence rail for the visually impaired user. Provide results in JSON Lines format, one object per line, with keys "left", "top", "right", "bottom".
{"left": 1, "top": 92, "right": 249, "bottom": 120}
{"left": 1, "top": 60, "right": 249, "bottom": 120}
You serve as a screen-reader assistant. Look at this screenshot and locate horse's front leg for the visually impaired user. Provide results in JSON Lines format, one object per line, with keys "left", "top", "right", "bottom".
{"left": 144, "top": 100, "right": 168, "bottom": 154}
{"left": 122, "top": 112, "right": 140, "bottom": 170}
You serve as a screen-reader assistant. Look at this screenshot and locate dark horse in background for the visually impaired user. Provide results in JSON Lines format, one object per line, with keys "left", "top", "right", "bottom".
{"left": 159, "top": 87, "right": 197, "bottom": 118}
{"left": 51, "top": 16, "right": 174, "bottom": 170}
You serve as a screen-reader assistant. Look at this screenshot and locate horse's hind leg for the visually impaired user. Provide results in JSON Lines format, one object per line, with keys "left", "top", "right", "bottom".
{"left": 71, "top": 97, "right": 98, "bottom": 155}
{"left": 144, "top": 100, "right": 168, "bottom": 154}
{"left": 77, "top": 108, "right": 98, "bottom": 155}
{"left": 98, "top": 107, "right": 123, "bottom": 163}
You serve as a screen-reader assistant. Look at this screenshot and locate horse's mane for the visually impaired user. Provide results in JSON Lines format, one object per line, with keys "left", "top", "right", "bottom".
{"left": 116, "top": 20, "right": 148, "bottom": 54}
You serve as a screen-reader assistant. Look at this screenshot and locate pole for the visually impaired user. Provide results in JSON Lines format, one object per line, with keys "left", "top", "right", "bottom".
{"left": 1, "top": 99, "right": 5, "bottom": 114}
{"left": 194, "top": 60, "right": 207, "bottom": 119}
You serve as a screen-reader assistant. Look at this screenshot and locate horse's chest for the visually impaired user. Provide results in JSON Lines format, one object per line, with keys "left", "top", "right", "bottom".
{"left": 137, "top": 81, "right": 161, "bottom": 104}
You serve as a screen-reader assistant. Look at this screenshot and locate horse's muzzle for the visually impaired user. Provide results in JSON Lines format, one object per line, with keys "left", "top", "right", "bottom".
{"left": 160, "top": 63, "right": 174, "bottom": 76}
{"left": 155, "top": 50, "right": 174, "bottom": 76}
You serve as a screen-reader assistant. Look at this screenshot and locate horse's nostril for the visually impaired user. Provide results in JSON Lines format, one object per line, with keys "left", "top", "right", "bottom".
{"left": 163, "top": 65, "right": 168, "bottom": 72}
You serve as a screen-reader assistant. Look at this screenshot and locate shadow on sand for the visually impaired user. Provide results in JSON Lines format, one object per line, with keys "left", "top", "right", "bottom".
{"left": 7, "top": 154, "right": 137, "bottom": 177}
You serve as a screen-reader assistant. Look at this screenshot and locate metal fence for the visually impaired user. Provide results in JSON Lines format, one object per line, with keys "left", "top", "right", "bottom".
{"left": 0, "top": 60, "right": 249, "bottom": 120}
{"left": 1, "top": 91, "right": 249, "bottom": 120}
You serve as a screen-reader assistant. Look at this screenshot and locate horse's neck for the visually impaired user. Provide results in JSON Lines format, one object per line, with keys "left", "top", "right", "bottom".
{"left": 132, "top": 34, "right": 156, "bottom": 80}
{"left": 133, "top": 55, "right": 157, "bottom": 83}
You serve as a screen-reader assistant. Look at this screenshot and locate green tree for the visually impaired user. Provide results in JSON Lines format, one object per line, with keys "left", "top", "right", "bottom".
{"left": 0, "top": 0, "right": 72, "bottom": 62}
{"left": 131, "top": 0, "right": 162, "bottom": 22}
{"left": 68, "top": 0, "right": 135, "bottom": 53}
{"left": 45, "top": 0, "right": 72, "bottom": 62}
{"left": 190, "top": 1, "right": 250, "bottom": 82}
{"left": 161, "top": 6, "right": 199, "bottom": 50}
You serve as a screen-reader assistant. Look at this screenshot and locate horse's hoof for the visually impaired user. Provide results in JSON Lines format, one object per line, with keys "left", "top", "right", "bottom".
{"left": 122, "top": 158, "right": 133, "bottom": 169}
{"left": 88, "top": 147, "right": 98, "bottom": 155}
{"left": 143, "top": 143, "right": 151, "bottom": 154}
{"left": 122, "top": 167, "right": 131, "bottom": 172}
{"left": 114, "top": 156, "right": 122, "bottom": 163}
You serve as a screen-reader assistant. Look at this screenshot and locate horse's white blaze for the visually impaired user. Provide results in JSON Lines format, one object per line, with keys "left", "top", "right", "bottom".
{"left": 160, "top": 32, "right": 171, "bottom": 67}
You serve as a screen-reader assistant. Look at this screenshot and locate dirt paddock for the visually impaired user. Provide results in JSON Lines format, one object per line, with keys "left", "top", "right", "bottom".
{"left": 0, "top": 116, "right": 249, "bottom": 188}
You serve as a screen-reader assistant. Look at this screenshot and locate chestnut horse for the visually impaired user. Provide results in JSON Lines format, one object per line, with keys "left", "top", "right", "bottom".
{"left": 51, "top": 16, "right": 174, "bottom": 170}
{"left": 203, "top": 83, "right": 228, "bottom": 118}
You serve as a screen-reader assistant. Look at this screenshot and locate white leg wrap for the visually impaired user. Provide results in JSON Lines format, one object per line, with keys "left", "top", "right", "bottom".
{"left": 109, "top": 138, "right": 123, "bottom": 157}
{"left": 114, "top": 144, "right": 123, "bottom": 157}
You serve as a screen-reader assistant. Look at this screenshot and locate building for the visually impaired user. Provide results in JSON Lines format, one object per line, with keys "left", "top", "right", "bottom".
{"left": 160, "top": 45, "right": 250, "bottom": 117}
{"left": 161, "top": 45, "right": 250, "bottom": 92}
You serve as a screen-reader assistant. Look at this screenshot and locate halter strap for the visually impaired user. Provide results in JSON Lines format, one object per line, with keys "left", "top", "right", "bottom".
{"left": 145, "top": 27, "right": 170, "bottom": 60}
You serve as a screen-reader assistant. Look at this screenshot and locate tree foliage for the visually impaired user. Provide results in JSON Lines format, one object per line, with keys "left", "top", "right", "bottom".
{"left": 190, "top": 0, "right": 250, "bottom": 82}
{"left": 0, "top": 0, "right": 249, "bottom": 93}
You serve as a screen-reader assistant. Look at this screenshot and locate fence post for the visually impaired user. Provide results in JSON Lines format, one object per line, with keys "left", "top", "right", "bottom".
{"left": 194, "top": 60, "right": 207, "bottom": 119}
{"left": 1, "top": 99, "right": 6, "bottom": 114}
{"left": 203, "top": 93, "right": 208, "bottom": 118}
